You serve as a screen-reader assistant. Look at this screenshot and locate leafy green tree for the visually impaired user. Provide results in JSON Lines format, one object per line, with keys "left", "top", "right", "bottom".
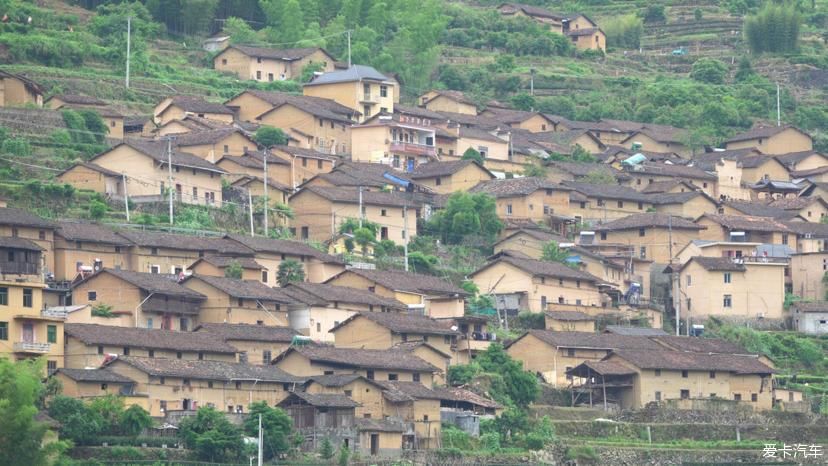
{"left": 603, "top": 14, "right": 643, "bottom": 49}
{"left": 353, "top": 227, "right": 375, "bottom": 255}
{"left": 280, "top": 0, "right": 305, "bottom": 43}
{"left": 48, "top": 395, "right": 103, "bottom": 445}
{"left": 641, "top": 5, "right": 666, "bottom": 23}
{"left": 690, "top": 58, "right": 728, "bottom": 85}
{"left": 694, "top": 8, "right": 703, "bottom": 21}
{"left": 277, "top": 259, "right": 305, "bottom": 286}
{"left": 319, "top": 437, "right": 335, "bottom": 459}
{"left": 224, "top": 17, "right": 259, "bottom": 44}
{"left": 224, "top": 261, "right": 244, "bottom": 279}
{"left": 244, "top": 402, "right": 294, "bottom": 460}
{"left": 583, "top": 170, "right": 616, "bottom": 185}
{"left": 89, "top": 394, "right": 125, "bottom": 432}
{"left": 88, "top": 200, "right": 108, "bottom": 220}
{"left": 1, "top": 138, "right": 32, "bottom": 157}
{"left": 120, "top": 404, "right": 153, "bottom": 437}
{"left": 178, "top": 407, "right": 244, "bottom": 463}
{"left": 511, "top": 92, "right": 535, "bottom": 111}
{"left": 461, "top": 147, "right": 484, "bottom": 164}
{"left": 744, "top": 2, "right": 802, "bottom": 54}
{"left": 541, "top": 241, "right": 569, "bottom": 263}
{"left": 571, "top": 145, "right": 596, "bottom": 163}
{"left": 0, "top": 359, "right": 63, "bottom": 465}
{"left": 90, "top": 2, "right": 158, "bottom": 74}
{"left": 522, "top": 162, "right": 546, "bottom": 177}
{"left": 427, "top": 192, "right": 501, "bottom": 245}
{"left": 255, "top": 126, "right": 288, "bottom": 147}
{"left": 338, "top": 444, "right": 350, "bottom": 466}
{"left": 408, "top": 251, "right": 439, "bottom": 274}
{"left": 339, "top": 218, "right": 379, "bottom": 237}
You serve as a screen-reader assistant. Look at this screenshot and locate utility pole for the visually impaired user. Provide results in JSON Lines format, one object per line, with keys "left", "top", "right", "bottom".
{"left": 257, "top": 413, "right": 263, "bottom": 466}
{"left": 403, "top": 203, "right": 409, "bottom": 272}
{"left": 669, "top": 215, "right": 680, "bottom": 336}
{"left": 530, "top": 68, "right": 535, "bottom": 96}
{"left": 125, "top": 16, "right": 131, "bottom": 88}
{"left": 122, "top": 173, "right": 130, "bottom": 222}
{"left": 248, "top": 190, "right": 255, "bottom": 237}
{"left": 347, "top": 30, "right": 352, "bottom": 68}
{"left": 166, "top": 136, "right": 175, "bottom": 225}
{"left": 776, "top": 82, "right": 781, "bottom": 127}
{"left": 358, "top": 185, "right": 364, "bottom": 228}
{"left": 263, "top": 147, "right": 269, "bottom": 235}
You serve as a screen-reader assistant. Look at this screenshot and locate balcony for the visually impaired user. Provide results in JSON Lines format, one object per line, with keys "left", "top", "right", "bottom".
{"left": 389, "top": 141, "right": 437, "bottom": 157}
{"left": 14, "top": 342, "right": 51, "bottom": 354}
{"left": 0, "top": 261, "right": 39, "bottom": 276}
{"left": 736, "top": 256, "right": 789, "bottom": 265}
{"left": 360, "top": 93, "right": 379, "bottom": 103}
{"left": 141, "top": 296, "right": 203, "bottom": 316}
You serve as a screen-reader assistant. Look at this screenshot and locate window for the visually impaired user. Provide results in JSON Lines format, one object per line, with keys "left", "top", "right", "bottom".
{"left": 301, "top": 226, "right": 309, "bottom": 239}
{"left": 639, "top": 228, "right": 646, "bottom": 237}
{"left": 682, "top": 370, "right": 688, "bottom": 378}
{"left": 566, "top": 366, "right": 573, "bottom": 381}
{"left": 435, "top": 177, "right": 442, "bottom": 186}
{"left": 47, "top": 361, "right": 57, "bottom": 375}
{"left": 782, "top": 234, "right": 788, "bottom": 245}
{"left": 506, "top": 204, "right": 513, "bottom": 215}
{"left": 317, "top": 159, "right": 324, "bottom": 169}
{"left": 640, "top": 247, "right": 646, "bottom": 259}
{"left": 580, "top": 202, "right": 586, "bottom": 209}
{"left": 723, "top": 272, "right": 731, "bottom": 284}
{"left": 600, "top": 232, "right": 607, "bottom": 240}
{"left": 344, "top": 390, "right": 353, "bottom": 397}
{"left": 566, "top": 348, "right": 575, "bottom": 357}
{"left": 198, "top": 352, "right": 204, "bottom": 360}
{"left": 638, "top": 202, "right": 644, "bottom": 210}
{"left": 381, "top": 209, "right": 387, "bottom": 217}
{"left": 150, "top": 265, "right": 160, "bottom": 274}
{"left": 576, "top": 280, "right": 581, "bottom": 288}
{"left": 709, "top": 371, "right": 716, "bottom": 379}
{"left": 256, "top": 70, "right": 262, "bottom": 79}
{"left": 22, "top": 289, "right": 32, "bottom": 308}
{"left": 151, "top": 247, "right": 158, "bottom": 256}
{"left": 180, "top": 318, "right": 189, "bottom": 332}
{"left": 423, "top": 415, "right": 429, "bottom": 421}
{"left": 680, "top": 389, "right": 690, "bottom": 399}
{"left": 97, "top": 345, "right": 104, "bottom": 355}
{"left": 39, "top": 230, "right": 46, "bottom": 240}
{"left": 149, "top": 349, "right": 155, "bottom": 358}
{"left": 47, "top": 325, "right": 57, "bottom": 343}
{"left": 123, "top": 347, "right": 130, "bottom": 356}
{"left": 617, "top": 200, "right": 624, "bottom": 208}
{"left": 177, "top": 352, "right": 183, "bottom": 359}
{"left": 541, "top": 296, "right": 547, "bottom": 308}
{"left": 654, "top": 369, "right": 661, "bottom": 377}
{"left": 235, "top": 381, "right": 242, "bottom": 390}
{"left": 208, "top": 381, "right": 214, "bottom": 389}
{"left": 734, "top": 394, "right": 742, "bottom": 401}
{"left": 751, "top": 393, "right": 758, "bottom": 402}
{"left": 366, "top": 370, "right": 375, "bottom": 380}
{"left": 263, "top": 350, "right": 272, "bottom": 364}
{"left": 183, "top": 378, "right": 191, "bottom": 386}
{"left": 380, "top": 85, "right": 388, "bottom": 97}
{"left": 0, "top": 287, "right": 7, "bottom": 306}
{"left": 0, "top": 322, "right": 7, "bottom": 340}
{"left": 723, "top": 294, "right": 732, "bottom": 308}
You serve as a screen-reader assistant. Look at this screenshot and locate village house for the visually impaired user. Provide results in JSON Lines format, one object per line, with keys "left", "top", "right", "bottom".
{"left": 225, "top": 234, "right": 346, "bottom": 285}
{"left": 105, "top": 356, "right": 303, "bottom": 416}
{"left": 676, "top": 240, "right": 765, "bottom": 265}
{"left": 188, "top": 255, "right": 265, "bottom": 282}
{"left": 52, "top": 222, "right": 132, "bottom": 283}
{"left": 619, "top": 127, "right": 690, "bottom": 156}
{"left": 493, "top": 228, "right": 568, "bottom": 258}
{"left": 303, "top": 65, "right": 397, "bottom": 122}
{"left": 169, "top": 127, "right": 257, "bottom": 162}
{"left": 469, "top": 250, "right": 605, "bottom": 313}
{"left": 69, "top": 268, "right": 207, "bottom": 331}
{"left": 181, "top": 274, "right": 298, "bottom": 326}
{"left": 155, "top": 114, "right": 232, "bottom": 137}
{"left": 55, "top": 162, "right": 123, "bottom": 199}
{"left": 478, "top": 108, "right": 561, "bottom": 134}
{"left": 649, "top": 191, "right": 720, "bottom": 219}
{"left": 282, "top": 282, "right": 406, "bottom": 342}
{"left": 786, "top": 214, "right": 828, "bottom": 252}
{"left": 776, "top": 150, "right": 828, "bottom": 173}
{"left": 0, "top": 254, "right": 64, "bottom": 375}
{"left": 677, "top": 256, "right": 786, "bottom": 322}
{"left": 213, "top": 45, "right": 336, "bottom": 82}
{"left": 640, "top": 179, "right": 701, "bottom": 195}
{"left": 790, "top": 252, "right": 828, "bottom": 301}
{"left": 349, "top": 114, "right": 439, "bottom": 169}
{"left": 269, "top": 145, "right": 340, "bottom": 187}
{"left": 216, "top": 149, "right": 292, "bottom": 188}
{"left": 373, "top": 381, "right": 444, "bottom": 449}
{"left": 719, "top": 200, "right": 800, "bottom": 222}
{"left": 74, "top": 140, "right": 227, "bottom": 207}
{"left": 695, "top": 213, "right": 791, "bottom": 245}
{"left": 272, "top": 345, "right": 439, "bottom": 386}
{"left": 0, "top": 70, "right": 43, "bottom": 107}
{"left": 561, "top": 181, "right": 654, "bottom": 223}
{"left": 545, "top": 161, "right": 624, "bottom": 185}
{"left": 593, "top": 213, "right": 705, "bottom": 264}
{"left": 525, "top": 129, "right": 607, "bottom": 154}
{"left": 418, "top": 90, "right": 477, "bottom": 115}
{"left": 505, "top": 330, "right": 664, "bottom": 386}
{"left": 0, "top": 207, "right": 57, "bottom": 276}
{"left": 407, "top": 160, "right": 495, "bottom": 194}
{"left": 724, "top": 125, "right": 813, "bottom": 155}
{"left": 324, "top": 268, "right": 468, "bottom": 318}
{"left": 277, "top": 392, "right": 360, "bottom": 452}
{"left": 53, "top": 368, "right": 138, "bottom": 400}
{"left": 228, "top": 175, "right": 291, "bottom": 213}
{"left": 153, "top": 96, "right": 234, "bottom": 126}
{"left": 470, "top": 177, "right": 572, "bottom": 222}
{"left": 496, "top": 4, "right": 606, "bottom": 51}
{"left": 302, "top": 161, "right": 421, "bottom": 193}
{"left": 693, "top": 150, "right": 790, "bottom": 195}
{"left": 623, "top": 163, "right": 717, "bottom": 198}
{"left": 544, "top": 310, "right": 596, "bottom": 332}
{"left": 767, "top": 197, "right": 828, "bottom": 222}
{"left": 289, "top": 186, "right": 420, "bottom": 243}
{"left": 305, "top": 374, "right": 389, "bottom": 421}
{"left": 391, "top": 341, "right": 454, "bottom": 385}
{"left": 45, "top": 94, "right": 125, "bottom": 139}
{"left": 790, "top": 302, "right": 828, "bottom": 335}
{"left": 63, "top": 323, "right": 237, "bottom": 370}
{"left": 193, "top": 323, "right": 298, "bottom": 365}
{"left": 115, "top": 229, "right": 254, "bottom": 276}
{"left": 567, "top": 349, "right": 774, "bottom": 410}
{"left": 791, "top": 165, "right": 828, "bottom": 183}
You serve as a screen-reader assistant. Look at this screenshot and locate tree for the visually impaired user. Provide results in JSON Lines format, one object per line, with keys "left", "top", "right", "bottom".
{"left": 353, "top": 227, "right": 375, "bottom": 255}
{"left": 339, "top": 218, "right": 379, "bottom": 237}
{"left": 541, "top": 241, "right": 570, "bottom": 264}
{"left": 48, "top": 395, "right": 103, "bottom": 445}
{"left": 224, "top": 261, "right": 244, "bottom": 279}
{"left": 120, "top": 404, "right": 153, "bottom": 437}
{"left": 522, "top": 162, "right": 546, "bottom": 177}
{"left": 338, "top": 445, "right": 350, "bottom": 466}
{"left": 641, "top": 5, "right": 666, "bottom": 23}
{"left": 224, "top": 17, "right": 259, "bottom": 44}
{"left": 690, "top": 58, "right": 728, "bottom": 85}
{"left": 0, "top": 359, "right": 62, "bottom": 465}
{"left": 244, "top": 402, "right": 294, "bottom": 460}
{"left": 602, "top": 14, "right": 643, "bottom": 49}
{"left": 89, "top": 394, "right": 125, "bottom": 432}
{"left": 449, "top": 343, "right": 539, "bottom": 409}
{"left": 277, "top": 259, "right": 305, "bottom": 286}
{"left": 88, "top": 200, "right": 108, "bottom": 220}
{"left": 255, "top": 126, "right": 288, "bottom": 147}
{"left": 427, "top": 192, "right": 501, "bottom": 246}
{"left": 408, "top": 251, "right": 439, "bottom": 274}
{"left": 280, "top": 0, "right": 305, "bottom": 43}
{"left": 734, "top": 56, "right": 755, "bottom": 82}
{"left": 178, "top": 407, "right": 244, "bottom": 463}
{"left": 319, "top": 437, "right": 335, "bottom": 459}
{"left": 744, "top": 2, "right": 802, "bottom": 54}
{"left": 461, "top": 147, "right": 485, "bottom": 164}
{"left": 511, "top": 92, "right": 535, "bottom": 111}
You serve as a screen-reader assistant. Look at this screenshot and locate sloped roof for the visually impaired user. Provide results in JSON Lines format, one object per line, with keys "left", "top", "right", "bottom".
{"left": 327, "top": 268, "right": 467, "bottom": 296}
{"left": 49, "top": 94, "right": 106, "bottom": 106}
{"left": 0, "top": 207, "right": 56, "bottom": 229}
{"left": 781, "top": 221, "right": 828, "bottom": 238}
{"left": 640, "top": 179, "right": 699, "bottom": 194}
{"left": 56, "top": 222, "right": 132, "bottom": 245}
{"left": 172, "top": 127, "right": 252, "bottom": 147}
{"left": 113, "top": 356, "right": 302, "bottom": 382}
{"left": 162, "top": 96, "right": 233, "bottom": 115}
{"left": 686, "top": 256, "right": 746, "bottom": 272}
{"left": 194, "top": 323, "right": 298, "bottom": 342}
{"left": 651, "top": 335, "right": 751, "bottom": 354}
{"left": 498, "top": 3, "right": 572, "bottom": 20}
{"left": 513, "top": 330, "right": 663, "bottom": 351}
{"left": 103, "top": 140, "right": 226, "bottom": 173}
{"left": 308, "top": 373, "right": 366, "bottom": 387}
{"left": 775, "top": 150, "right": 826, "bottom": 167}
{"left": 190, "top": 254, "right": 263, "bottom": 270}
{"left": 791, "top": 165, "right": 828, "bottom": 178}
{"left": 116, "top": 230, "right": 253, "bottom": 255}
{"left": 593, "top": 213, "right": 703, "bottom": 231}
{"left": 0, "top": 236, "right": 44, "bottom": 251}
{"left": 458, "top": 126, "right": 506, "bottom": 143}
{"left": 239, "top": 90, "right": 356, "bottom": 124}
{"left": 611, "top": 349, "right": 774, "bottom": 374}
{"left": 331, "top": 312, "right": 458, "bottom": 336}
{"left": 648, "top": 191, "right": 714, "bottom": 206}
{"left": 305, "top": 65, "right": 392, "bottom": 85}
{"left": 408, "top": 160, "right": 492, "bottom": 179}
{"left": 698, "top": 213, "right": 791, "bottom": 233}
{"left": 286, "top": 391, "right": 359, "bottom": 408}
{"left": 283, "top": 282, "right": 406, "bottom": 309}
{"left": 277, "top": 346, "right": 440, "bottom": 372}
{"left": 225, "top": 234, "right": 343, "bottom": 263}
{"left": 725, "top": 125, "right": 808, "bottom": 144}
{"left": 310, "top": 161, "right": 413, "bottom": 188}
{"left": 355, "top": 418, "right": 406, "bottom": 432}
{"left": 377, "top": 381, "right": 443, "bottom": 402}
{"left": 561, "top": 181, "right": 651, "bottom": 203}
{"left": 271, "top": 145, "right": 342, "bottom": 161}
{"left": 625, "top": 162, "right": 716, "bottom": 181}
{"left": 469, "top": 177, "right": 563, "bottom": 198}
{"left": 65, "top": 323, "right": 237, "bottom": 353}
{"left": 568, "top": 360, "right": 636, "bottom": 376}
{"left": 59, "top": 162, "right": 121, "bottom": 178}
{"left": 791, "top": 302, "right": 828, "bottom": 313}
{"left": 296, "top": 185, "right": 417, "bottom": 208}
{"left": 493, "top": 228, "right": 567, "bottom": 248}
{"left": 55, "top": 368, "right": 134, "bottom": 383}
{"left": 422, "top": 89, "right": 476, "bottom": 106}
{"left": 79, "top": 268, "right": 207, "bottom": 299}
{"left": 544, "top": 310, "right": 596, "bottom": 321}
{"left": 723, "top": 201, "right": 798, "bottom": 220}
{"left": 548, "top": 161, "right": 622, "bottom": 180}
{"left": 185, "top": 274, "right": 297, "bottom": 303}
{"left": 474, "top": 250, "right": 602, "bottom": 282}
{"left": 603, "top": 326, "right": 668, "bottom": 336}
{"left": 767, "top": 197, "right": 824, "bottom": 211}
{"left": 225, "top": 45, "right": 331, "bottom": 61}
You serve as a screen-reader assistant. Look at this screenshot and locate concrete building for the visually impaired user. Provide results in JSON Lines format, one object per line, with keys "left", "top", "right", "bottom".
{"left": 193, "top": 323, "right": 298, "bottom": 365}
{"left": 0, "top": 70, "right": 43, "bottom": 107}
{"left": 593, "top": 213, "right": 705, "bottom": 264}
{"left": 790, "top": 302, "right": 828, "bottom": 334}
{"left": 213, "top": 46, "right": 335, "bottom": 82}
{"left": 724, "top": 125, "right": 812, "bottom": 155}
{"left": 303, "top": 65, "right": 397, "bottom": 122}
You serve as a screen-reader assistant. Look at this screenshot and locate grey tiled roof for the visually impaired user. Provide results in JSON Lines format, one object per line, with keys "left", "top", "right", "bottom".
{"left": 475, "top": 250, "right": 602, "bottom": 282}
{"left": 593, "top": 213, "right": 703, "bottom": 231}
{"left": 0, "top": 236, "right": 44, "bottom": 251}
{"left": 283, "top": 282, "right": 406, "bottom": 309}
{"left": 185, "top": 274, "right": 297, "bottom": 303}
{"left": 514, "top": 330, "right": 664, "bottom": 351}
{"left": 80, "top": 268, "right": 207, "bottom": 299}
{"left": 116, "top": 230, "right": 254, "bottom": 255}
{"left": 0, "top": 207, "right": 56, "bottom": 229}
{"left": 611, "top": 349, "right": 773, "bottom": 374}
{"left": 114, "top": 356, "right": 303, "bottom": 382}
{"left": 725, "top": 125, "right": 805, "bottom": 143}
{"left": 106, "top": 140, "right": 226, "bottom": 173}
{"left": 55, "top": 368, "right": 134, "bottom": 383}
{"left": 469, "top": 177, "right": 563, "bottom": 198}
{"left": 56, "top": 222, "right": 133, "bottom": 245}
{"left": 305, "top": 65, "right": 392, "bottom": 86}
{"left": 194, "top": 323, "right": 298, "bottom": 343}
{"left": 164, "top": 96, "right": 233, "bottom": 115}
{"left": 328, "top": 268, "right": 467, "bottom": 296}
{"left": 227, "top": 46, "right": 329, "bottom": 61}
{"left": 278, "top": 346, "right": 440, "bottom": 372}
{"left": 225, "top": 234, "right": 343, "bottom": 263}
{"left": 65, "top": 323, "right": 237, "bottom": 353}
{"left": 331, "top": 312, "right": 458, "bottom": 336}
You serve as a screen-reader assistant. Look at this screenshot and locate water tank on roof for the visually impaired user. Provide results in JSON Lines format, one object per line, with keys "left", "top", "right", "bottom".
{"left": 622, "top": 153, "right": 647, "bottom": 166}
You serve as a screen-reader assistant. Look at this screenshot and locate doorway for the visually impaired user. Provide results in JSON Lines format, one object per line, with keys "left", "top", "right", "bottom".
{"left": 22, "top": 322, "right": 34, "bottom": 343}
{"left": 370, "top": 434, "right": 379, "bottom": 456}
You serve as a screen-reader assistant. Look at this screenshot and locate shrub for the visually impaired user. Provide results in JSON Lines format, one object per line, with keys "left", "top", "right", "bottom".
{"left": 690, "top": 58, "right": 728, "bottom": 85}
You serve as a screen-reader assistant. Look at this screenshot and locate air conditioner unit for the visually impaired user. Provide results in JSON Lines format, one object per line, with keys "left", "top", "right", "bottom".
{"left": 756, "top": 312, "right": 765, "bottom": 319}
